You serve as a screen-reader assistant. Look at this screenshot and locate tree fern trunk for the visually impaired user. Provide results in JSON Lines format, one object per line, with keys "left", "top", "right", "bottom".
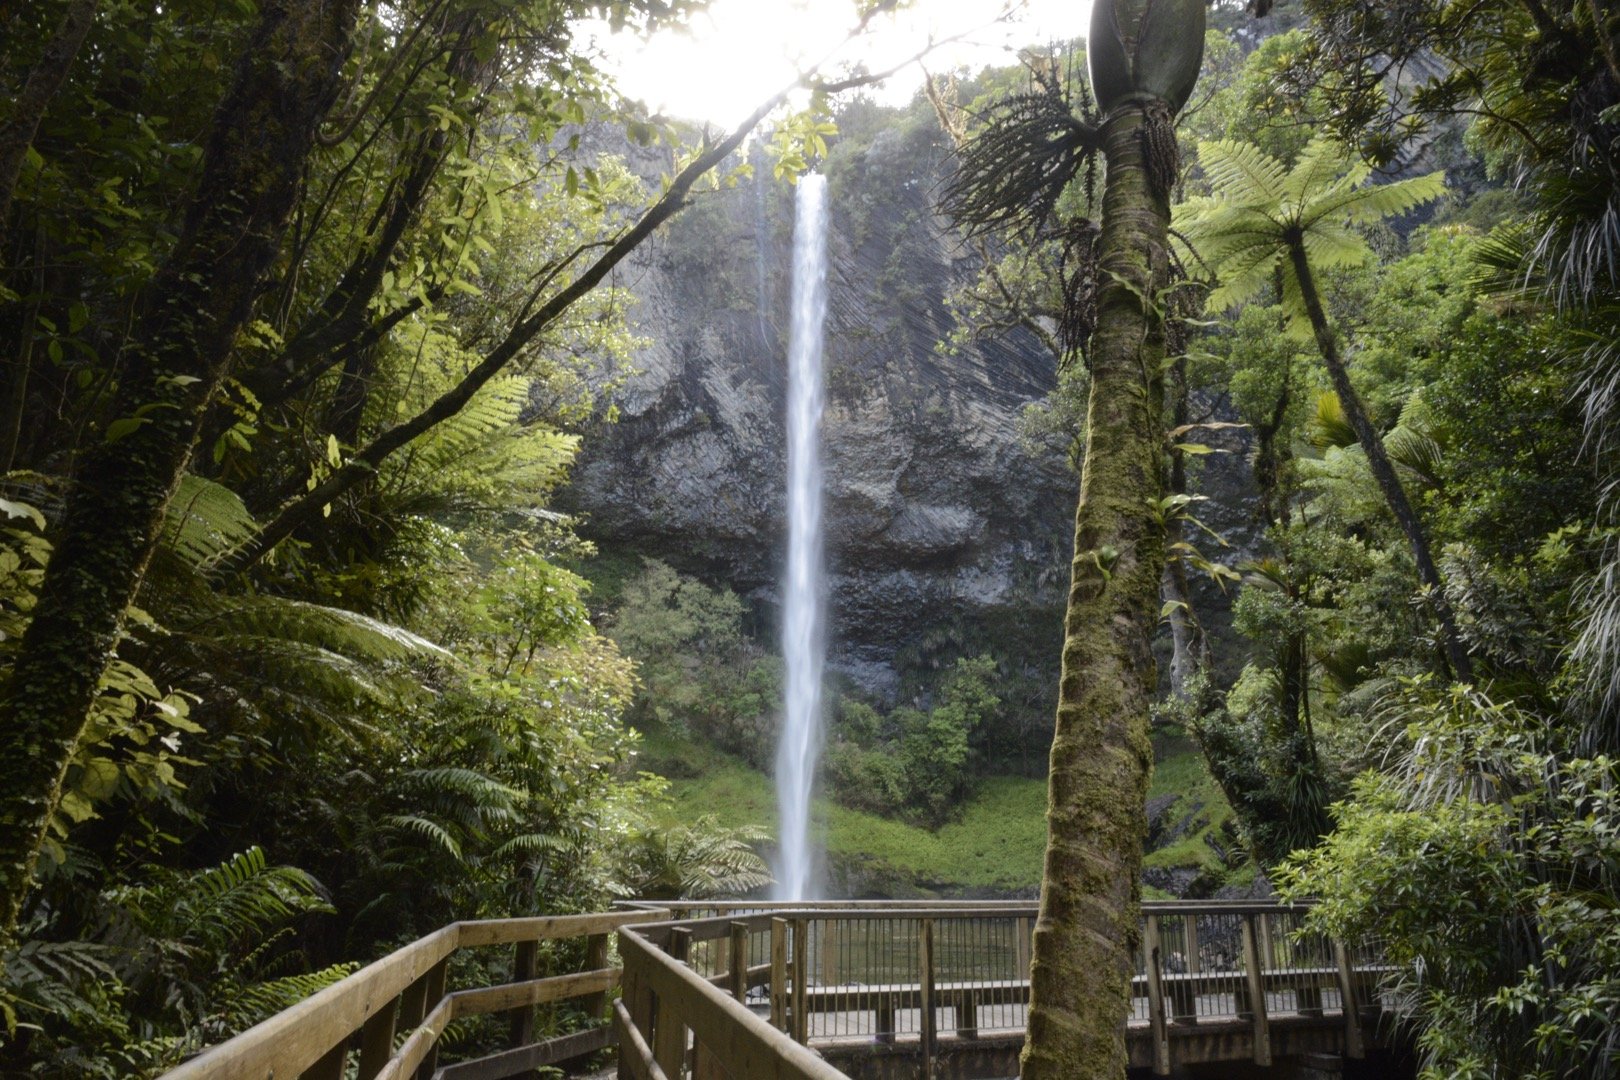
{"left": 1286, "top": 240, "right": 1473, "bottom": 682}
{"left": 0, "top": 0, "right": 358, "bottom": 943}
{"left": 1020, "top": 101, "right": 1170, "bottom": 1080}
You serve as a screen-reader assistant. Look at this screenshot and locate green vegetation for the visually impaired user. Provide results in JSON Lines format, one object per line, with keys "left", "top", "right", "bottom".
{"left": 638, "top": 725, "right": 1237, "bottom": 899}
{"left": 2, "top": 0, "right": 1619, "bottom": 1077}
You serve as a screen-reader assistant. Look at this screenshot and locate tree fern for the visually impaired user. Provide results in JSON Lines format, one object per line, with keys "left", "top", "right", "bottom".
{"left": 1181, "top": 135, "right": 1471, "bottom": 678}
{"left": 1180, "top": 137, "right": 1446, "bottom": 330}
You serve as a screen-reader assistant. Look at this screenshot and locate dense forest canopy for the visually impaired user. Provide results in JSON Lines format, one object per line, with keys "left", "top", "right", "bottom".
{"left": 0, "top": 0, "right": 1616, "bottom": 1077}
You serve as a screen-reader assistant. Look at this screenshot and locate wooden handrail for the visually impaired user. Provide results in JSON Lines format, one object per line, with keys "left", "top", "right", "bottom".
{"left": 618, "top": 929, "right": 848, "bottom": 1080}
{"left": 163, "top": 899, "right": 1370, "bottom": 1080}
{"left": 160, "top": 909, "right": 671, "bottom": 1080}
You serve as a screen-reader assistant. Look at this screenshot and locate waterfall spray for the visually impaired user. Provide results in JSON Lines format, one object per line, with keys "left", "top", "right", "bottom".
{"left": 774, "top": 175, "right": 829, "bottom": 901}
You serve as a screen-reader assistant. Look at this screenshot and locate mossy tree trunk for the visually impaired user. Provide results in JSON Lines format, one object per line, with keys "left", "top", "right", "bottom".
{"left": 0, "top": 0, "right": 358, "bottom": 943}
{"left": 1019, "top": 102, "right": 1172, "bottom": 1080}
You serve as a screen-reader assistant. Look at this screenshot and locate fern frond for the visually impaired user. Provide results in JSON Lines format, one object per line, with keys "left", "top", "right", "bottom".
{"left": 212, "top": 597, "right": 449, "bottom": 663}
{"left": 1280, "top": 137, "right": 1357, "bottom": 211}
{"left": 383, "top": 814, "right": 464, "bottom": 858}
{"left": 1300, "top": 222, "right": 1374, "bottom": 270}
{"left": 220, "top": 962, "right": 357, "bottom": 1030}
{"left": 1196, "top": 139, "right": 1289, "bottom": 205}
{"left": 163, "top": 475, "right": 261, "bottom": 568}
{"left": 1204, "top": 240, "right": 1282, "bottom": 312}
{"left": 1300, "top": 169, "right": 1447, "bottom": 230}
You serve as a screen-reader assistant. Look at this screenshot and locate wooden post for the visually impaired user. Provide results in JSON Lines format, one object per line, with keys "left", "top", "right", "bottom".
{"left": 729, "top": 921, "right": 750, "bottom": 1002}
{"left": 919, "top": 918, "right": 936, "bottom": 1080}
{"left": 653, "top": 929, "right": 691, "bottom": 1078}
{"left": 509, "top": 938, "right": 539, "bottom": 1050}
{"left": 1332, "top": 940, "right": 1365, "bottom": 1059}
{"left": 300, "top": 1040, "right": 348, "bottom": 1080}
{"left": 584, "top": 933, "right": 610, "bottom": 1023}
{"left": 398, "top": 969, "right": 431, "bottom": 1030}
{"left": 791, "top": 918, "right": 810, "bottom": 1044}
{"left": 1241, "top": 916, "right": 1271, "bottom": 1068}
{"left": 618, "top": 952, "right": 657, "bottom": 1080}
{"left": 953, "top": 989, "right": 979, "bottom": 1040}
{"left": 1015, "top": 916, "right": 1032, "bottom": 981}
{"left": 1184, "top": 913, "right": 1202, "bottom": 975}
{"left": 1144, "top": 915, "right": 1171, "bottom": 1076}
{"left": 770, "top": 918, "right": 788, "bottom": 1032}
{"left": 355, "top": 994, "right": 399, "bottom": 1080}
{"left": 413, "top": 957, "right": 449, "bottom": 1080}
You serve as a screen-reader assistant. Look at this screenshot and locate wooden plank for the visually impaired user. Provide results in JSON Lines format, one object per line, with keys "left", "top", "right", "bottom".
{"left": 619, "top": 933, "right": 847, "bottom": 1080}
{"left": 728, "top": 923, "right": 749, "bottom": 1003}
{"left": 355, "top": 995, "right": 399, "bottom": 1080}
{"left": 1144, "top": 915, "right": 1170, "bottom": 1076}
{"left": 919, "top": 918, "right": 935, "bottom": 1080}
{"left": 449, "top": 968, "right": 619, "bottom": 1019}
{"left": 1241, "top": 916, "right": 1271, "bottom": 1068}
{"left": 615, "top": 999, "right": 670, "bottom": 1080}
{"left": 1333, "top": 941, "right": 1365, "bottom": 1059}
{"left": 456, "top": 910, "right": 671, "bottom": 948}
{"left": 300, "top": 1039, "right": 347, "bottom": 1080}
{"left": 770, "top": 919, "right": 787, "bottom": 1032}
{"left": 507, "top": 939, "right": 538, "bottom": 1051}
{"left": 435, "top": 1025, "right": 612, "bottom": 1080}
{"left": 790, "top": 919, "right": 809, "bottom": 1044}
{"left": 654, "top": 929, "right": 691, "bottom": 1078}
{"left": 164, "top": 925, "right": 459, "bottom": 1080}
{"left": 415, "top": 959, "right": 450, "bottom": 1080}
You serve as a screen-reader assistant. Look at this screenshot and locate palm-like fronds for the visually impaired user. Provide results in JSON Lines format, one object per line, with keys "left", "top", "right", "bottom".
{"left": 626, "top": 815, "right": 773, "bottom": 900}
{"left": 1308, "top": 391, "right": 1357, "bottom": 450}
{"left": 379, "top": 374, "right": 578, "bottom": 514}
{"left": 1178, "top": 137, "right": 1446, "bottom": 323}
{"left": 938, "top": 71, "right": 1101, "bottom": 239}
{"left": 162, "top": 475, "right": 261, "bottom": 568}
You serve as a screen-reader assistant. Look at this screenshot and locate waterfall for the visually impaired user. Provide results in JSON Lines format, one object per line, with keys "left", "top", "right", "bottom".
{"left": 773, "top": 174, "right": 829, "bottom": 901}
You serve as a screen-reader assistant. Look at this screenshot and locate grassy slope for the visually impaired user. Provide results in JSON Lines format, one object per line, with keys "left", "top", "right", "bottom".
{"left": 637, "top": 727, "right": 1237, "bottom": 898}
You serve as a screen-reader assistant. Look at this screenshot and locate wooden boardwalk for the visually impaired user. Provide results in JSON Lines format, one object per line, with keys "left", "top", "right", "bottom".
{"left": 159, "top": 900, "right": 1391, "bottom": 1080}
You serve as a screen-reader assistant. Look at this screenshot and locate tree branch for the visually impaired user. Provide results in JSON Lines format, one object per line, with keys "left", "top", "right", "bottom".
{"left": 212, "top": 87, "right": 794, "bottom": 577}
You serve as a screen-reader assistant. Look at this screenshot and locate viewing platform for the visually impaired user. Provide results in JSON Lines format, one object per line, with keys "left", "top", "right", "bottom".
{"left": 161, "top": 900, "right": 1399, "bottom": 1080}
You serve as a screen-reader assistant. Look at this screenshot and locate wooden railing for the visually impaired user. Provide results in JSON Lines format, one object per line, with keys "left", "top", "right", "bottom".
{"left": 614, "top": 901, "right": 1384, "bottom": 1080}
{"left": 161, "top": 900, "right": 1383, "bottom": 1080}
{"left": 160, "top": 908, "right": 669, "bottom": 1080}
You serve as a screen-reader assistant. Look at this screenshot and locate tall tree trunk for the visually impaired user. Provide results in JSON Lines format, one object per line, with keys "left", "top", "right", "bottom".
{"left": 1286, "top": 240, "right": 1474, "bottom": 681}
{"left": 1020, "top": 102, "right": 1171, "bottom": 1080}
{"left": 0, "top": 0, "right": 357, "bottom": 943}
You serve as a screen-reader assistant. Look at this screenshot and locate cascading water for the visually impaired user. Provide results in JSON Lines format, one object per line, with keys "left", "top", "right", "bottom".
{"left": 773, "top": 174, "right": 830, "bottom": 901}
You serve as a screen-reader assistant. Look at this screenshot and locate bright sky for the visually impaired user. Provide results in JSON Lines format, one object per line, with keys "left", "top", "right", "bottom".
{"left": 581, "top": 0, "right": 1095, "bottom": 128}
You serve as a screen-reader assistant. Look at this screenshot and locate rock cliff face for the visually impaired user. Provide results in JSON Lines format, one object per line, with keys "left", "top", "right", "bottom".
{"left": 564, "top": 116, "right": 1078, "bottom": 695}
